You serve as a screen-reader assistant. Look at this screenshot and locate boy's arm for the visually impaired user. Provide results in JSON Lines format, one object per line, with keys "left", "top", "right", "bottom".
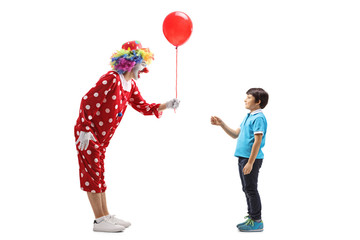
{"left": 211, "top": 116, "right": 240, "bottom": 139}
{"left": 243, "top": 133, "right": 262, "bottom": 175}
{"left": 221, "top": 124, "right": 240, "bottom": 139}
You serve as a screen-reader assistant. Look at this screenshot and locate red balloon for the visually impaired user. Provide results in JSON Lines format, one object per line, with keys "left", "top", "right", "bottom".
{"left": 163, "top": 11, "right": 193, "bottom": 47}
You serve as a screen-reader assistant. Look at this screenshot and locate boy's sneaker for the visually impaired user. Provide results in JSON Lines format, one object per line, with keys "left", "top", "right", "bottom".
{"left": 236, "top": 215, "right": 250, "bottom": 228}
{"left": 108, "top": 215, "right": 131, "bottom": 228}
{"left": 93, "top": 216, "right": 126, "bottom": 232}
{"left": 237, "top": 218, "right": 263, "bottom": 232}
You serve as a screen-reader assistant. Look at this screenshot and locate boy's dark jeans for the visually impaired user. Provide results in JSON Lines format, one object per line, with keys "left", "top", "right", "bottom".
{"left": 238, "top": 157, "right": 263, "bottom": 221}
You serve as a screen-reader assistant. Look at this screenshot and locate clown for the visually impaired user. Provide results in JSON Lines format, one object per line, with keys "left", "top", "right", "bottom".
{"left": 74, "top": 41, "right": 179, "bottom": 232}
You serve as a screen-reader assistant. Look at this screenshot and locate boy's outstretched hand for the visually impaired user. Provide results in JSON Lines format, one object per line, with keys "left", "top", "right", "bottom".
{"left": 211, "top": 116, "right": 223, "bottom": 126}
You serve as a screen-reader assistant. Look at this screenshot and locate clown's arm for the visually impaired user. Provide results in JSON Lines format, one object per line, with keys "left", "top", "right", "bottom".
{"left": 129, "top": 82, "right": 179, "bottom": 117}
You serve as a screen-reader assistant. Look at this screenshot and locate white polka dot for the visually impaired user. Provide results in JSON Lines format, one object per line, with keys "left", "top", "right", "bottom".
{"left": 87, "top": 150, "right": 92, "bottom": 155}
{"left": 81, "top": 173, "right": 83, "bottom": 178}
{"left": 115, "top": 105, "right": 118, "bottom": 109}
{"left": 112, "top": 95, "right": 116, "bottom": 100}
{"left": 102, "top": 131, "right": 106, "bottom": 136}
{"left": 94, "top": 144, "right": 99, "bottom": 149}
{"left": 85, "top": 126, "right": 90, "bottom": 130}
{"left": 83, "top": 95, "right": 88, "bottom": 100}
{"left": 137, "top": 105, "right": 140, "bottom": 108}
{"left": 105, "top": 108, "right": 110, "bottom": 113}
{"left": 118, "top": 82, "right": 120, "bottom": 86}
{"left": 120, "top": 100, "right": 123, "bottom": 104}
{"left": 102, "top": 80, "right": 108, "bottom": 85}
{"left": 91, "top": 123, "right": 95, "bottom": 127}
{"left": 130, "top": 98, "right": 134, "bottom": 102}
{"left": 96, "top": 172, "right": 100, "bottom": 176}
{"left": 99, "top": 184, "right": 101, "bottom": 188}
{"left": 88, "top": 115, "right": 92, "bottom": 120}
{"left": 103, "top": 98, "right": 107, "bottom": 103}
{"left": 94, "top": 92, "right": 99, "bottom": 97}
{"left": 79, "top": 109, "right": 82, "bottom": 113}
{"left": 91, "top": 190, "right": 96, "bottom": 193}
{"left": 85, "top": 105, "right": 90, "bottom": 110}
{"left": 96, "top": 103, "right": 100, "bottom": 108}
{"left": 94, "top": 158, "right": 98, "bottom": 163}
{"left": 134, "top": 91, "right": 138, "bottom": 95}
{"left": 99, "top": 121, "right": 103, "bottom": 126}
{"left": 77, "top": 131, "right": 80, "bottom": 136}
{"left": 88, "top": 164, "right": 92, "bottom": 168}
{"left": 109, "top": 134, "right": 113, "bottom": 138}
{"left": 85, "top": 181, "right": 90, "bottom": 186}
{"left": 108, "top": 118, "right": 113, "bottom": 123}
{"left": 139, "top": 101, "right": 144, "bottom": 104}
{"left": 96, "top": 111, "right": 100, "bottom": 116}
{"left": 119, "top": 91, "right": 122, "bottom": 95}
{"left": 81, "top": 118, "right": 85, "bottom": 122}
{"left": 113, "top": 78, "right": 116, "bottom": 83}
{"left": 104, "top": 90, "right": 108, "bottom": 95}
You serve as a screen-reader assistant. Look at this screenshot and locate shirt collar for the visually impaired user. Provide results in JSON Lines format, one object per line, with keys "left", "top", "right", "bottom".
{"left": 119, "top": 74, "right": 132, "bottom": 92}
{"left": 250, "top": 109, "right": 262, "bottom": 115}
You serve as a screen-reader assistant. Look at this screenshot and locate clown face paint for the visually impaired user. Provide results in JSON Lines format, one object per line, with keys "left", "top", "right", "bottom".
{"left": 132, "top": 61, "right": 147, "bottom": 80}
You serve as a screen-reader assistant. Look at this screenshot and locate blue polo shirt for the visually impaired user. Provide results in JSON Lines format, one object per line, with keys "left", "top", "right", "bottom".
{"left": 234, "top": 109, "right": 267, "bottom": 159}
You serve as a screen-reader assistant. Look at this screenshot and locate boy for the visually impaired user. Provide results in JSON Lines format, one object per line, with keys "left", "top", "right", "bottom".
{"left": 211, "top": 88, "right": 269, "bottom": 232}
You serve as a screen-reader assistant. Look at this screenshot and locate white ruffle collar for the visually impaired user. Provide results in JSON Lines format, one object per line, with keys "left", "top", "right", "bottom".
{"left": 119, "top": 74, "right": 132, "bottom": 92}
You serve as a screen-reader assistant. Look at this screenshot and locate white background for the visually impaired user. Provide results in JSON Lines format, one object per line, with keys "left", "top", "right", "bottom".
{"left": 1, "top": 0, "right": 359, "bottom": 239}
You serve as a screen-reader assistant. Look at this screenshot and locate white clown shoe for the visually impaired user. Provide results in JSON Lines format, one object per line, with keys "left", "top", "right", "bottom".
{"left": 93, "top": 216, "right": 125, "bottom": 232}
{"left": 108, "top": 215, "right": 131, "bottom": 228}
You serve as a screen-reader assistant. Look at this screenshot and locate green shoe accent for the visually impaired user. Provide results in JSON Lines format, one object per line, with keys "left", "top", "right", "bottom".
{"left": 236, "top": 215, "right": 250, "bottom": 228}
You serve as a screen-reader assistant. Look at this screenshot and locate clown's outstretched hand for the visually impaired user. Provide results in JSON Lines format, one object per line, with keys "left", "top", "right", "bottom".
{"left": 166, "top": 98, "right": 180, "bottom": 110}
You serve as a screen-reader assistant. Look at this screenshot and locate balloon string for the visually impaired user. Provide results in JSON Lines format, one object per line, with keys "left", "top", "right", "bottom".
{"left": 175, "top": 46, "right": 178, "bottom": 113}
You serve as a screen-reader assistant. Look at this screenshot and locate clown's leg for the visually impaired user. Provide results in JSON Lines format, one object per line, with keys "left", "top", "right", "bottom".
{"left": 87, "top": 192, "right": 125, "bottom": 232}
{"left": 100, "top": 192, "right": 109, "bottom": 216}
{"left": 87, "top": 192, "right": 109, "bottom": 218}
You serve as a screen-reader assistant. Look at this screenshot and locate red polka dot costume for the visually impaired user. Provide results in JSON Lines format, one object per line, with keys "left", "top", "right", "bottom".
{"left": 74, "top": 70, "right": 162, "bottom": 193}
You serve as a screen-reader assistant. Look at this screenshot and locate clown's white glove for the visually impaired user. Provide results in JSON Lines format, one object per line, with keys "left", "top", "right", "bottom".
{"left": 75, "top": 131, "right": 96, "bottom": 151}
{"left": 165, "top": 98, "right": 180, "bottom": 110}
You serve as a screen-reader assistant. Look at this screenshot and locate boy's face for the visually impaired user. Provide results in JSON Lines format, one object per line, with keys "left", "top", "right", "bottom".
{"left": 244, "top": 94, "right": 261, "bottom": 111}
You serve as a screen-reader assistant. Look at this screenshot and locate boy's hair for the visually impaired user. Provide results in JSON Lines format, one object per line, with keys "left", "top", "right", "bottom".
{"left": 246, "top": 88, "right": 269, "bottom": 109}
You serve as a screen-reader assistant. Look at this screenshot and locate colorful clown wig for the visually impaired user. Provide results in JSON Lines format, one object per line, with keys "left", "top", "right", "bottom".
{"left": 110, "top": 41, "right": 154, "bottom": 74}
